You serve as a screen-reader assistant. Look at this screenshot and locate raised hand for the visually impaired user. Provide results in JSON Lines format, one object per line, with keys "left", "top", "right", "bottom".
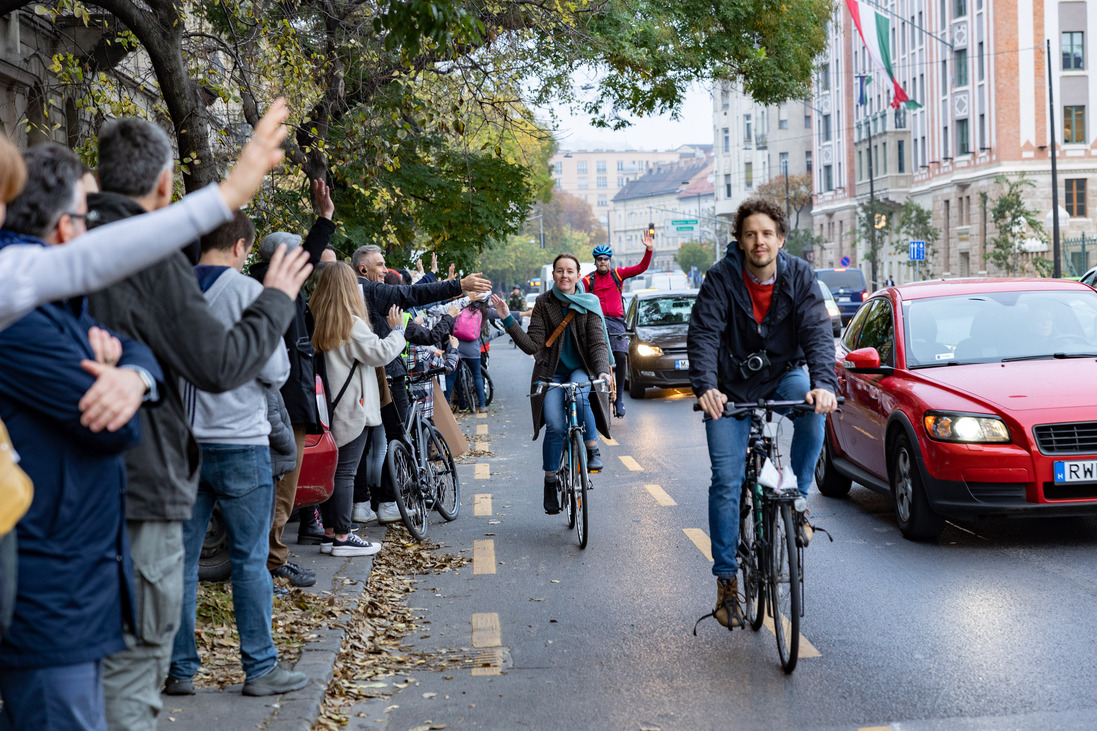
{"left": 490, "top": 294, "right": 510, "bottom": 318}
{"left": 387, "top": 305, "right": 404, "bottom": 330}
{"left": 311, "top": 178, "right": 334, "bottom": 220}
{"left": 219, "top": 98, "right": 289, "bottom": 211}
{"left": 460, "top": 272, "right": 491, "bottom": 296}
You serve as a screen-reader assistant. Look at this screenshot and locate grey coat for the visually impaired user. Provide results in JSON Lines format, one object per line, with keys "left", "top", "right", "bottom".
{"left": 266, "top": 387, "right": 297, "bottom": 479}
{"left": 507, "top": 291, "right": 613, "bottom": 441}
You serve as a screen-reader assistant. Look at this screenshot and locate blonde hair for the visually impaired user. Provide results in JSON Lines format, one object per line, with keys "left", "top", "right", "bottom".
{"left": 310, "top": 262, "right": 369, "bottom": 352}
{"left": 0, "top": 134, "right": 27, "bottom": 204}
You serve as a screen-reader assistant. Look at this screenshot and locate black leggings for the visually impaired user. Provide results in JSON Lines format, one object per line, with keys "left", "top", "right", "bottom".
{"left": 613, "top": 352, "right": 627, "bottom": 405}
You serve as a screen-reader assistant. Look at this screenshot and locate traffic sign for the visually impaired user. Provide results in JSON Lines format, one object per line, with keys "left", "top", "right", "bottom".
{"left": 671, "top": 219, "right": 699, "bottom": 225}
{"left": 909, "top": 240, "right": 926, "bottom": 261}
{"left": 840, "top": 256, "right": 851, "bottom": 267}
{"left": 676, "top": 226, "right": 695, "bottom": 232}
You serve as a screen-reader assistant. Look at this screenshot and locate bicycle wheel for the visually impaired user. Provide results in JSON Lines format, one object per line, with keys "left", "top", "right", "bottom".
{"left": 769, "top": 502, "right": 801, "bottom": 673}
{"left": 738, "top": 493, "right": 765, "bottom": 631}
{"left": 559, "top": 442, "right": 575, "bottom": 528}
{"left": 572, "top": 430, "right": 589, "bottom": 548}
{"left": 483, "top": 369, "right": 494, "bottom": 406}
{"left": 386, "top": 440, "right": 427, "bottom": 540}
{"left": 428, "top": 426, "right": 460, "bottom": 521}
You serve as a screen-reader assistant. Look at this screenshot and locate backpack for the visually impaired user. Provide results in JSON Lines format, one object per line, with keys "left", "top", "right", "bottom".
{"left": 453, "top": 307, "right": 483, "bottom": 342}
{"left": 583, "top": 268, "right": 623, "bottom": 295}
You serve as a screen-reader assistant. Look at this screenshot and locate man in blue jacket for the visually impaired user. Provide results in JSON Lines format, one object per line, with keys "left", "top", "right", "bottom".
{"left": 0, "top": 142, "right": 164, "bottom": 730}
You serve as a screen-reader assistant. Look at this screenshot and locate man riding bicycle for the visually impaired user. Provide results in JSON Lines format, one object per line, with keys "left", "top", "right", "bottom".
{"left": 582, "top": 233, "right": 653, "bottom": 417}
{"left": 687, "top": 197, "right": 837, "bottom": 628}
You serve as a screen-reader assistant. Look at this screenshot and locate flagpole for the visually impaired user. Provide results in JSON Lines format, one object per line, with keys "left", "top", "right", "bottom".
{"left": 1047, "top": 38, "right": 1061, "bottom": 278}
{"left": 856, "top": 74, "right": 879, "bottom": 290}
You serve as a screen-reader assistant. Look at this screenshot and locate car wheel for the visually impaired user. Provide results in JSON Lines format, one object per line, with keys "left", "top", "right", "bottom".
{"left": 889, "top": 434, "right": 945, "bottom": 540}
{"left": 199, "top": 505, "right": 232, "bottom": 582}
{"left": 628, "top": 375, "right": 645, "bottom": 399}
{"left": 814, "top": 430, "right": 852, "bottom": 497}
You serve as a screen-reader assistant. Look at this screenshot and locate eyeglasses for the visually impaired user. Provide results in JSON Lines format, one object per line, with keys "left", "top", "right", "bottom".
{"left": 594, "top": 256, "right": 611, "bottom": 262}
{"left": 65, "top": 211, "right": 98, "bottom": 225}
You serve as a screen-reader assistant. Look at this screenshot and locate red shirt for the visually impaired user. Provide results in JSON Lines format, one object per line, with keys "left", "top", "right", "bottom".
{"left": 743, "top": 269, "right": 774, "bottom": 324}
{"left": 583, "top": 247, "right": 653, "bottom": 318}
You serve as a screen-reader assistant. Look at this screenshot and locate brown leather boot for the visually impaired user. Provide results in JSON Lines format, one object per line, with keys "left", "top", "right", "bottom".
{"left": 714, "top": 577, "right": 741, "bottom": 628}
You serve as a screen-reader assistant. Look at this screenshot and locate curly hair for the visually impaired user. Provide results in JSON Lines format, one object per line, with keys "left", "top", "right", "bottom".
{"left": 733, "top": 197, "right": 789, "bottom": 242}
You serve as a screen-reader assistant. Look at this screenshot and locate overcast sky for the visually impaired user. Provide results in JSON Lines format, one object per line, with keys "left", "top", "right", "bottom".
{"left": 538, "top": 84, "right": 715, "bottom": 152}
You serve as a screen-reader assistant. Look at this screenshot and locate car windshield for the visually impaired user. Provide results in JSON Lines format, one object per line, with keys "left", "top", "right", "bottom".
{"left": 637, "top": 296, "right": 695, "bottom": 327}
{"left": 904, "top": 290, "right": 1097, "bottom": 367}
{"left": 818, "top": 270, "right": 865, "bottom": 290}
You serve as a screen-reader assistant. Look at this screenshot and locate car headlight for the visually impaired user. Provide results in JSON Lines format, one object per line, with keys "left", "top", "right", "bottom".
{"left": 636, "top": 342, "right": 663, "bottom": 357}
{"left": 923, "top": 411, "right": 1010, "bottom": 443}
{"left": 825, "top": 302, "right": 841, "bottom": 317}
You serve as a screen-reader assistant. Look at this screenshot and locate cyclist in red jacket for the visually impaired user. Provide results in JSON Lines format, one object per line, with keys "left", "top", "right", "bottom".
{"left": 582, "top": 231, "right": 654, "bottom": 417}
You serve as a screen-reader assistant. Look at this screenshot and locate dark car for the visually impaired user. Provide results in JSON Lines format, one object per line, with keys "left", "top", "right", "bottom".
{"left": 815, "top": 267, "right": 868, "bottom": 324}
{"left": 624, "top": 289, "right": 696, "bottom": 399}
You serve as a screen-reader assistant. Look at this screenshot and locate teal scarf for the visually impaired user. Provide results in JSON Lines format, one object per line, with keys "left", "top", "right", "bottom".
{"left": 552, "top": 285, "right": 615, "bottom": 368}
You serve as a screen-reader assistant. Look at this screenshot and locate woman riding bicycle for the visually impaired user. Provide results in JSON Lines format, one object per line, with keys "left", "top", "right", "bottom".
{"left": 492, "top": 253, "right": 613, "bottom": 515}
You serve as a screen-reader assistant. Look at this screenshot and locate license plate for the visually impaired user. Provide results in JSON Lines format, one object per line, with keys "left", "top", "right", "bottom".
{"left": 1054, "top": 460, "right": 1097, "bottom": 483}
{"left": 674, "top": 359, "right": 689, "bottom": 370}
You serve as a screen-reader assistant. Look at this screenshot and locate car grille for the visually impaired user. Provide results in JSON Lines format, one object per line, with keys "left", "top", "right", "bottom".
{"left": 1044, "top": 482, "right": 1097, "bottom": 501}
{"left": 1033, "top": 422, "right": 1097, "bottom": 455}
{"left": 967, "top": 483, "right": 1026, "bottom": 503}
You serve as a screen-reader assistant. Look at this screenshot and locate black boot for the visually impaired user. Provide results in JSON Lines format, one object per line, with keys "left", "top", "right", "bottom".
{"left": 297, "top": 506, "right": 325, "bottom": 545}
{"left": 587, "top": 446, "right": 603, "bottom": 472}
{"left": 543, "top": 476, "right": 560, "bottom": 515}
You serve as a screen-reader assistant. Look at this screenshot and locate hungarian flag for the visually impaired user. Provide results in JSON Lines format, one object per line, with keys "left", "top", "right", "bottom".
{"left": 845, "top": 0, "right": 922, "bottom": 109}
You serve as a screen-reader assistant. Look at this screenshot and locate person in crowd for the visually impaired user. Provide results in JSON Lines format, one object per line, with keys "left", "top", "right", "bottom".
{"left": 350, "top": 244, "right": 486, "bottom": 523}
{"left": 491, "top": 253, "right": 613, "bottom": 515}
{"left": 446, "top": 293, "right": 498, "bottom": 413}
{"left": 688, "top": 196, "right": 836, "bottom": 629}
{"left": 507, "top": 286, "right": 525, "bottom": 348}
{"left": 321, "top": 245, "right": 338, "bottom": 263}
{"left": 0, "top": 99, "right": 291, "bottom": 331}
{"left": 168, "top": 213, "right": 309, "bottom": 698}
{"left": 0, "top": 142, "right": 165, "bottom": 730}
{"left": 582, "top": 234, "right": 653, "bottom": 417}
{"left": 84, "top": 118, "right": 311, "bottom": 728}
{"left": 246, "top": 186, "right": 336, "bottom": 587}
{"left": 310, "top": 262, "right": 405, "bottom": 550}
{"left": 265, "top": 385, "right": 297, "bottom": 598}
{"left": 408, "top": 331, "right": 461, "bottom": 420}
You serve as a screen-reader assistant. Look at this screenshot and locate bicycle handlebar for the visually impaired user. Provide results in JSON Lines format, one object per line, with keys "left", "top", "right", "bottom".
{"left": 692, "top": 396, "right": 844, "bottom": 419}
{"left": 532, "top": 377, "right": 609, "bottom": 397}
{"left": 407, "top": 366, "right": 448, "bottom": 384}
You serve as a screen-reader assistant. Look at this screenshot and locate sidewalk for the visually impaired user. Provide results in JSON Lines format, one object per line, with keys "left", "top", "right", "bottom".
{"left": 156, "top": 523, "right": 384, "bottom": 731}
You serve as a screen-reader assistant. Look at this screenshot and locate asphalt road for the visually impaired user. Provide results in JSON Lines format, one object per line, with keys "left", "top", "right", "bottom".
{"left": 356, "top": 344, "right": 1097, "bottom": 731}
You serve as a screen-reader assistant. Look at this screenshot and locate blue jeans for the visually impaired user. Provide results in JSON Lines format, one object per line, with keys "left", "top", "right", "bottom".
{"left": 541, "top": 368, "right": 597, "bottom": 472}
{"left": 705, "top": 368, "right": 824, "bottom": 578}
{"left": 171, "top": 444, "right": 278, "bottom": 682}
{"left": 446, "top": 356, "right": 485, "bottom": 409}
{"left": 0, "top": 660, "right": 106, "bottom": 730}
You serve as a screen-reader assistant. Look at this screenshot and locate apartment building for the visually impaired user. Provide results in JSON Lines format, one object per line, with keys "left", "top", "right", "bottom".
{"left": 812, "top": 0, "right": 1097, "bottom": 285}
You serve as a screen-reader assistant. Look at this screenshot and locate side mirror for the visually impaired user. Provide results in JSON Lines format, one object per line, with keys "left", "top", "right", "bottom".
{"left": 843, "top": 347, "right": 892, "bottom": 374}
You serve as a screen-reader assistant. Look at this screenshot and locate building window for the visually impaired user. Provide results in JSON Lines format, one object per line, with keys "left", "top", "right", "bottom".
{"left": 978, "top": 41, "right": 985, "bottom": 81}
{"left": 820, "top": 63, "right": 830, "bottom": 92}
{"left": 744, "top": 114, "right": 753, "bottom": 143}
{"left": 577, "top": 161, "right": 588, "bottom": 174}
{"left": 721, "top": 89, "right": 730, "bottom": 110}
{"left": 1065, "top": 106, "right": 1086, "bottom": 143}
{"left": 724, "top": 173, "right": 732, "bottom": 198}
{"left": 804, "top": 113, "right": 812, "bottom": 129}
{"left": 956, "top": 119, "right": 970, "bottom": 154}
{"left": 577, "top": 176, "right": 588, "bottom": 189}
{"left": 943, "top": 125, "right": 950, "bottom": 158}
{"left": 616, "top": 160, "right": 624, "bottom": 171}
{"left": 553, "top": 161, "right": 562, "bottom": 174}
{"left": 822, "top": 164, "right": 833, "bottom": 192}
{"left": 596, "top": 161, "right": 607, "bottom": 174}
{"left": 898, "top": 140, "right": 905, "bottom": 173}
{"left": 822, "top": 115, "right": 832, "bottom": 142}
{"left": 1066, "top": 179, "right": 1086, "bottom": 217}
{"left": 779, "top": 151, "right": 789, "bottom": 174}
{"left": 597, "top": 195, "right": 608, "bottom": 207}
{"left": 954, "top": 49, "right": 968, "bottom": 87}
{"left": 882, "top": 142, "right": 888, "bottom": 174}
{"left": 1063, "top": 32, "right": 1085, "bottom": 70}
{"left": 857, "top": 150, "right": 863, "bottom": 181}
{"left": 805, "top": 151, "right": 812, "bottom": 175}
{"left": 779, "top": 105, "right": 788, "bottom": 129}
{"left": 954, "top": 0, "right": 966, "bottom": 17}
{"left": 979, "top": 114, "right": 985, "bottom": 149}
{"left": 596, "top": 176, "right": 607, "bottom": 188}
{"left": 744, "top": 162, "right": 753, "bottom": 189}
{"left": 617, "top": 176, "right": 625, "bottom": 187}
{"left": 555, "top": 178, "right": 562, "bottom": 189}
{"left": 722, "top": 127, "right": 730, "bottom": 153}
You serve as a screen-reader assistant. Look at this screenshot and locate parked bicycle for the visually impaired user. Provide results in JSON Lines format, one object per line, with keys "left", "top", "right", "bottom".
{"left": 452, "top": 357, "right": 493, "bottom": 412}
{"left": 533, "top": 377, "right": 608, "bottom": 549}
{"left": 387, "top": 367, "right": 460, "bottom": 540}
{"left": 694, "top": 397, "right": 840, "bottom": 673}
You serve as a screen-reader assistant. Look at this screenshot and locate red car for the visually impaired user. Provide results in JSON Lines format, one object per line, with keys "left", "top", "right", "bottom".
{"left": 815, "top": 278, "right": 1097, "bottom": 540}
{"left": 200, "top": 375, "right": 337, "bottom": 580}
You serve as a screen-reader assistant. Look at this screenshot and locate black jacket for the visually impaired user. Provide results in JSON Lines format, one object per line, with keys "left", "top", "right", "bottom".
{"left": 86, "top": 192, "right": 296, "bottom": 521}
{"left": 356, "top": 277, "right": 464, "bottom": 378}
{"left": 249, "top": 217, "right": 336, "bottom": 430}
{"left": 687, "top": 247, "right": 837, "bottom": 403}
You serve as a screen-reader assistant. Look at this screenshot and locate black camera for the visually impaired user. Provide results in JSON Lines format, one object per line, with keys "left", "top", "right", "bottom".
{"left": 737, "top": 350, "right": 771, "bottom": 380}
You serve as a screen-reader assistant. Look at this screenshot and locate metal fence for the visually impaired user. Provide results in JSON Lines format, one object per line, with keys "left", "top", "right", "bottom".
{"left": 1062, "top": 233, "right": 1097, "bottom": 277}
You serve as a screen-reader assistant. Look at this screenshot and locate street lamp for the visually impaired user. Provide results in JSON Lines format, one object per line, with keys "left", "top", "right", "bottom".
{"left": 527, "top": 213, "right": 545, "bottom": 248}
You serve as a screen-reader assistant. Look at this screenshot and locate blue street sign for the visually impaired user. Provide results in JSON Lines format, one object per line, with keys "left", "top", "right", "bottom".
{"left": 840, "top": 256, "right": 851, "bottom": 267}
{"left": 909, "top": 240, "right": 926, "bottom": 261}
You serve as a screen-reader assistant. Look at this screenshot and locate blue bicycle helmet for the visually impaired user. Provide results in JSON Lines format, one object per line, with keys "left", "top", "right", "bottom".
{"left": 592, "top": 244, "right": 613, "bottom": 259}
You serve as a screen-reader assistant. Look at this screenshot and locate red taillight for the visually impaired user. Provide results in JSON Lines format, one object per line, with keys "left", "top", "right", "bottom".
{"left": 315, "top": 375, "right": 330, "bottom": 430}
{"left": 855, "top": 292, "right": 866, "bottom": 302}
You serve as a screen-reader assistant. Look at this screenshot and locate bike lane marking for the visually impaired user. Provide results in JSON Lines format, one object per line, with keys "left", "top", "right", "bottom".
{"left": 473, "top": 540, "right": 495, "bottom": 574}
{"left": 475, "top": 463, "right": 490, "bottom": 479}
{"left": 682, "top": 528, "right": 821, "bottom": 658}
{"left": 600, "top": 435, "right": 619, "bottom": 446}
{"left": 477, "top": 412, "right": 487, "bottom": 419}
{"left": 470, "top": 613, "right": 503, "bottom": 676}
{"left": 474, "top": 494, "right": 492, "bottom": 516}
{"left": 476, "top": 424, "right": 489, "bottom": 436}
{"left": 619, "top": 455, "right": 643, "bottom": 471}
{"left": 643, "top": 484, "right": 676, "bottom": 506}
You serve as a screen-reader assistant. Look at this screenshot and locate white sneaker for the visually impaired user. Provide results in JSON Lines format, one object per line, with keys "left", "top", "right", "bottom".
{"left": 377, "top": 502, "right": 402, "bottom": 524}
{"left": 330, "top": 533, "right": 382, "bottom": 557}
{"left": 352, "top": 502, "right": 377, "bottom": 524}
{"left": 319, "top": 539, "right": 333, "bottom": 554}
